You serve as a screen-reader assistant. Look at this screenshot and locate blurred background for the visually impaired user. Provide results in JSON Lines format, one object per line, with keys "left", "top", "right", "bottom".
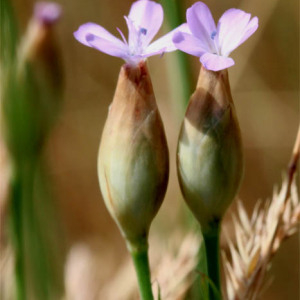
{"left": 2, "top": 0, "right": 299, "bottom": 299}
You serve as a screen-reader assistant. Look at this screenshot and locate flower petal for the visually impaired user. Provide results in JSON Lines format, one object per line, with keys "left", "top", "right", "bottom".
{"left": 146, "top": 23, "right": 190, "bottom": 55}
{"left": 186, "top": 2, "right": 216, "bottom": 52}
{"left": 200, "top": 52, "right": 234, "bottom": 71}
{"left": 173, "top": 31, "right": 207, "bottom": 57}
{"left": 238, "top": 16, "right": 259, "bottom": 46}
{"left": 217, "top": 9, "right": 257, "bottom": 56}
{"left": 127, "top": 0, "right": 163, "bottom": 47}
{"left": 74, "top": 22, "right": 125, "bottom": 48}
{"left": 85, "top": 33, "right": 128, "bottom": 59}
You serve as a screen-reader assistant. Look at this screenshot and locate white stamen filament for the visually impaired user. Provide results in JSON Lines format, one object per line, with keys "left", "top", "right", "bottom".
{"left": 210, "top": 30, "right": 220, "bottom": 56}
{"left": 117, "top": 27, "right": 128, "bottom": 45}
{"left": 129, "top": 26, "right": 147, "bottom": 56}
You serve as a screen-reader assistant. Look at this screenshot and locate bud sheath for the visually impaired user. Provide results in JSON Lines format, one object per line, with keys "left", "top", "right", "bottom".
{"left": 177, "top": 66, "right": 243, "bottom": 232}
{"left": 98, "top": 62, "right": 169, "bottom": 251}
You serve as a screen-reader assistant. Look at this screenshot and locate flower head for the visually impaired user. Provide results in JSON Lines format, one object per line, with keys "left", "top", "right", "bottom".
{"left": 34, "top": 2, "right": 62, "bottom": 25}
{"left": 173, "top": 2, "right": 258, "bottom": 71}
{"left": 74, "top": 0, "right": 182, "bottom": 65}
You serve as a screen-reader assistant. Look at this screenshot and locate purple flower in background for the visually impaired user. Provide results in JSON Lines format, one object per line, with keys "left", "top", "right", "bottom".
{"left": 74, "top": 0, "right": 185, "bottom": 65}
{"left": 34, "top": 2, "right": 61, "bottom": 25}
{"left": 173, "top": 2, "right": 258, "bottom": 71}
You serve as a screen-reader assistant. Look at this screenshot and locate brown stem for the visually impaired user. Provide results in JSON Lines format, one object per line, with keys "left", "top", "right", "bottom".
{"left": 286, "top": 125, "right": 300, "bottom": 199}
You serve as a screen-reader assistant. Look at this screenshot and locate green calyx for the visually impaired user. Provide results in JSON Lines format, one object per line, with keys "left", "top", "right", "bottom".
{"left": 177, "top": 66, "right": 243, "bottom": 231}
{"left": 98, "top": 62, "right": 169, "bottom": 246}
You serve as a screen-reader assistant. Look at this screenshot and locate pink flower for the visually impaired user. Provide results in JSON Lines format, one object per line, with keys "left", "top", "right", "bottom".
{"left": 34, "top": 2, "right": 61, "bottom": 25}
{"left": 74, "top": 0, "right": 185, "bottom": 65}
{"left": 173, "top": 2, "right": 258, "bottom": 71}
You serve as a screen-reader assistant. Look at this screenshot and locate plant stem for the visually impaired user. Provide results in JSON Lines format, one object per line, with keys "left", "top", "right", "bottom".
{"left": 10, "top": 160, "right": 36, "bottom": 300}
{"left": 10, "top": 172, "right": 26, "bottom": 300}
{"left": 130, "top": 246, "right": 154, "bottom": 300}
{"left": 161, "top": 0, "right": 193, "bottom": 111}
{"left": 203, "top": 222, "right": 222, "bottom": 300}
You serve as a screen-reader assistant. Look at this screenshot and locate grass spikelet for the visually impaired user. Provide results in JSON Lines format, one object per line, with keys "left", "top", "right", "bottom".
{"left": 223, "top": 125, "right": 300, "bottom": 300}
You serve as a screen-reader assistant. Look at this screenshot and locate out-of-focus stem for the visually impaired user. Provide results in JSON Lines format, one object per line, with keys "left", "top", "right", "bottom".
{"left": 10, "top": 159, "right": 36, "bottom": 300}
{"left": 161, "top": 0, "right": 196, "bottom": 232}
{"left": 0, "top": 0, "right": 18, "bottom": 67}
{"left": 130, "top": 246, "right": 154, "bottom": 300}
{"left": 10, "top": 173, "right": 25, "bottom": 300}
{"left": 203, "top": 222, "right": 222, "bottom": 300}
{"left": 160, "top": 0, "right": 193, "bottom": 111}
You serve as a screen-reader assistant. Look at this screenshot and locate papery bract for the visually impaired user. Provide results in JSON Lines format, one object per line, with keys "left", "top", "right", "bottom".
{"left": 74, "top": 0, "right": 185, "bottom": 65}
{"left": 173, "top": 2, "right": 258, "bottom": 71}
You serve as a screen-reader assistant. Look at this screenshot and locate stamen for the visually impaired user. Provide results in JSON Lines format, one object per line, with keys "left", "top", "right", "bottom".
{"left": 210, "top": 30, "right": 220, "bottom": 55}
{"left": 140, "top": 28, "right": 147, "bottom": 35}
{"left": 211, "top": 31, "right": 217, "bottom": 40}
{"left": 117, "top": 27, "right": 127, "bottom": 44}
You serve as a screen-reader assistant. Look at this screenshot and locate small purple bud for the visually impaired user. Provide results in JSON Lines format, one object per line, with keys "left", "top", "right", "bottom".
{"left": 34, "top": 2, "right": 61, "bottom": 25}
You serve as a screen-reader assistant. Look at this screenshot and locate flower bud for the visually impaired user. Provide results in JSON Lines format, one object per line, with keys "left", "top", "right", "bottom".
{"left": 177, "top": 66, "right": 243, "bottom": 231}
{"left": 1, "top": 2, "right": 63, "bottom": 161}
{"left": 98, "top": 62, "right": 169, "bottom": 251}
{"left": 17, "top": 1, "right": 63, "bottom": 127}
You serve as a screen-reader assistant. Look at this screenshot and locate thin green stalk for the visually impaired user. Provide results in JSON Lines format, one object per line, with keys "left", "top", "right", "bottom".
{"left": 10, "top": 171, "right": 26, "bottom": 300}
{"left": 24, "top": 158, "right": 51, "bottom": 299}
{"left": 130, "top": 247, "right": 154, "bottom": 300}
{"left": 160, "top": 0, "right": 193, "bottom": 111}
{"left": 9, "top": 157, "right": 57, "bottom": 300}
{"left": 161, "top": 0, "right": 197, "bottom": 231}
{"left": 10, "top": 159, "right": 37, "bottom": 300}
{"left": 1, "top": 0, "right": 18, "bottom": 67}
{"left": 203, "top": 222, "right": 222, "bottom": 300}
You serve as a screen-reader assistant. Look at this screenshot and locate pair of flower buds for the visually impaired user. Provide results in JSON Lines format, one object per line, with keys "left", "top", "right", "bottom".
{"left": 74, "top": 0, "right": 258, "bottom": 249}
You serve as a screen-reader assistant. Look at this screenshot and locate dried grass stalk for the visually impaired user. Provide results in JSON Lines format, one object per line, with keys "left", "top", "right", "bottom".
{"left": 223, "top": 126, "right": 300, "bottom": 300}
{"left": 152, "top": 234, "right": 200, "bottom": 300}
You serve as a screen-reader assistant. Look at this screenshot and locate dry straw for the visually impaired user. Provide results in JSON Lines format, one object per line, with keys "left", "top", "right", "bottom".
{"left": 223, "top": 126, "right": 300, "bottom": 300}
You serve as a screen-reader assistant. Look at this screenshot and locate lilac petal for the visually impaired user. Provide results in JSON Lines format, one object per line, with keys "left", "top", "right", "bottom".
{"left": 146, "top": 23, "right": 191, "bottom": 55}
{"left": 127, "top": 0, "right": 163, "bottom": 46}
{"left": 73, "top": 22, "right": 125, "bottom": 48}
{"left": 85, "top": 34, "right": 128, "bottom": 59}
{"left": 200, "top": 52, "right": 234, "bottom": 71}
{"left": 217, "top": 9, "right": 255, "bottom": 56}
{"left": 186, "top": 2, "right": 216, "bottom": 52}
{"left": 173, "top": 31, "right": 206, "bottom": 57}
{"left": 238, "top": 16, "right": 259, "bottom": 46}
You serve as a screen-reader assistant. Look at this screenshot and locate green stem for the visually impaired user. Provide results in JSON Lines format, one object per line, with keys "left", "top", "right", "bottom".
{"left": 203, "top": 222, "right": 222, "bottom": 300}
{"left": 10, "top": 173, "right": 26, "bottom": 300}
{"left": 130, "top": 246, "right": 154, "bottom": 300}
{"left": 1, "top": 0, "right": 18, "bottom": 66}
{"left": 161, "top": 0, "right": 193, "bottom": 111}
{"left": 9, "top": 156, "right": 62, "bottom": 300}
{"left": 10, "top": 159, "right": 36, "bottom": 300}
